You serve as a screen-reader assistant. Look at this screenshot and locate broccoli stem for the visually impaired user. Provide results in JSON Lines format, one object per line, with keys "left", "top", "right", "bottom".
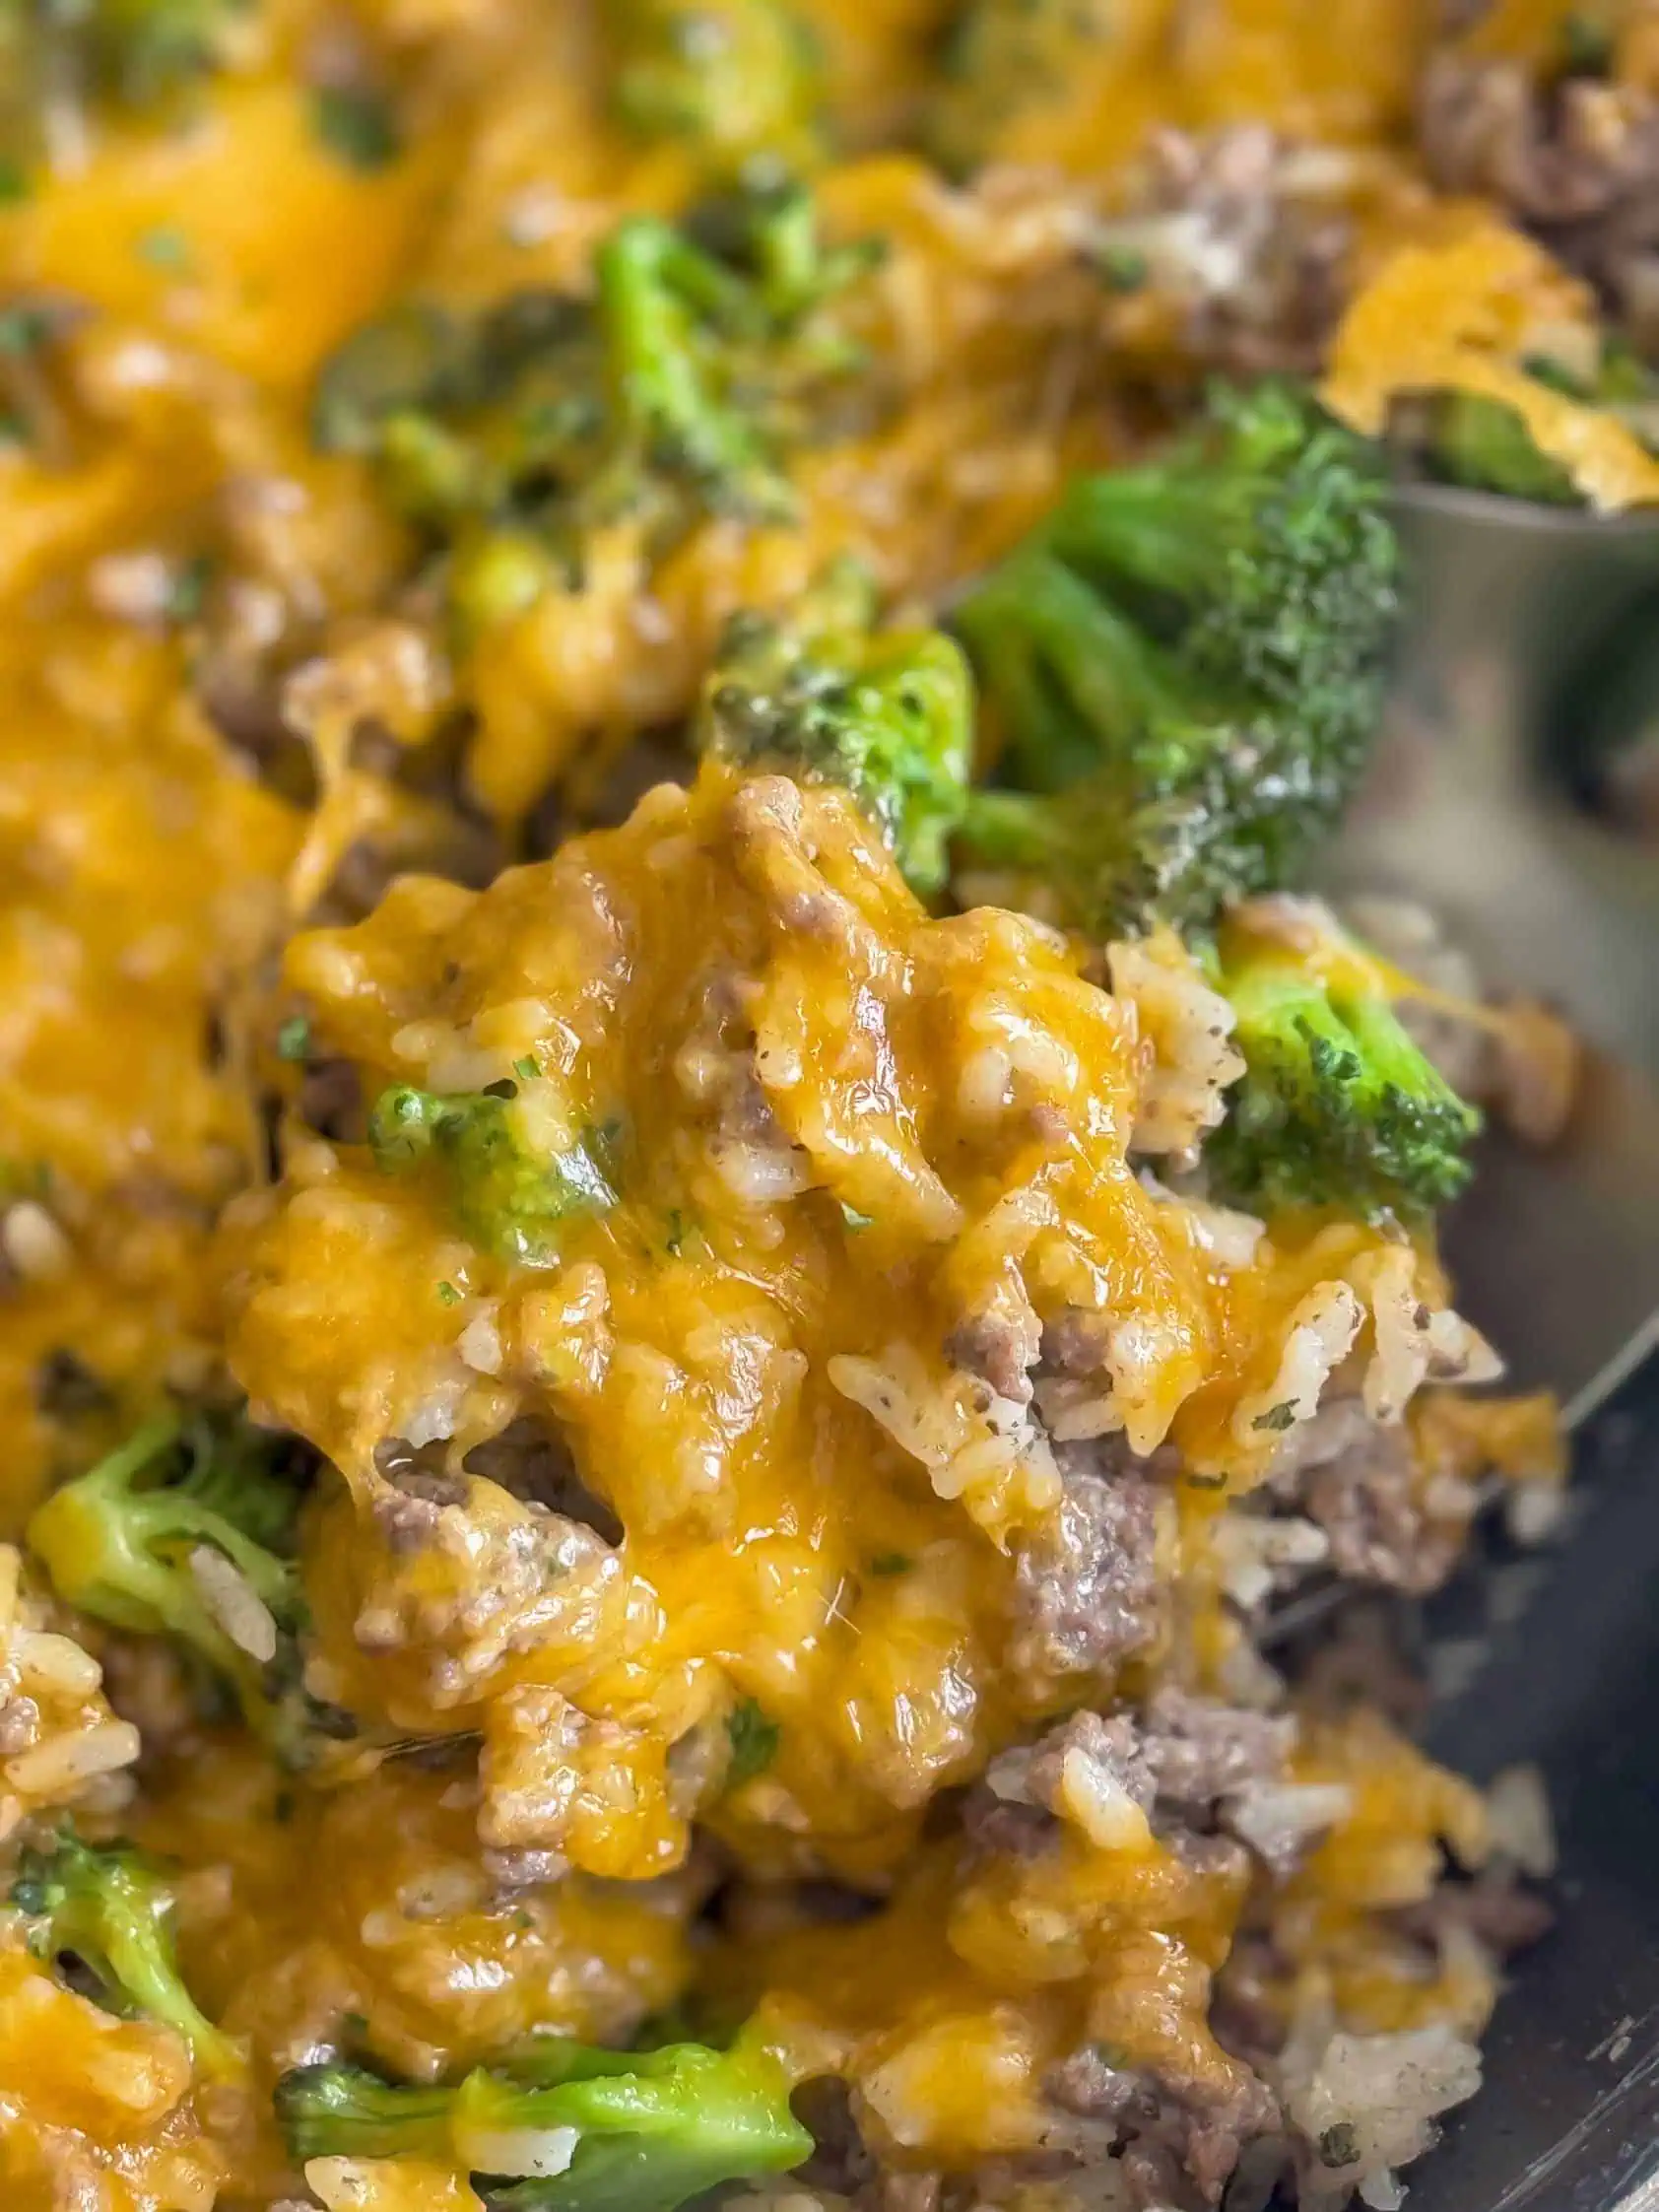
{"left": 954, "top": 547, "right": 1184, "bottom": 793}
{"left": 1046, "top": 470, "right": 1262, "bottom": 610}
{"left": 277, "top": 2036, "right": 814, "bottom": 2212}
{"left": 11, "top": 1830, "right": 240, "bottom": 2076}
{"left": 24, "top": 1413, "right": 327, "bottom": 1765}
{"left": 953, "top": 786, "right": 1069, "bottom": 870}
{"left": 952, "top": 383, "right": 1400, "bottom": 937}
{"left": 596, "top": 219, "right": 792, "bottom": 524}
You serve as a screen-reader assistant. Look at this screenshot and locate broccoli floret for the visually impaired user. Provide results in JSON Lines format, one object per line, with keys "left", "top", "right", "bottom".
{"left": 1410, "top": 390, "right": 1581, "bottom": 506}
{"left": 607, "top": 0, "right": 823, "bottom": 168}
{"left": 276, "top": 2033, "right": 812, "bottom": 2212}
{"left": 0, "top": 0, "right": 245, "bottom": 179}
{"left": 954, "top": 732, "right": 1281, "bottom": 941}
{"left": 95, "top": 0, "right": 243, "bottom": 105}
{"left": 591, "top": 210, "right": 801, "bottom": 527}
{"left": 1402, "top": 346, "right": 1659, "bottom": 506}
{"left": 698, "top": 562, "right": 973, "bottom": 896}
{"left": 10, "top": 1827, "right": 239, "bottom": 2074}
{"left": 25, "top": 1412, "right": 324, "bottom": 1763}
{"left": 312, "top": 183, "right": 882, "bottom": 610}
{"left": 924, "top": 0, "right": 1113, "bottom": 175}
{"left": 367, "top": 1082, "right": 617, "bottom": 1268}
{"left": 953, "top": 382, "right": 1401, "bottom": 937}
{"left": 1206, "top": 918, "right": 1481, "bottom": 1219}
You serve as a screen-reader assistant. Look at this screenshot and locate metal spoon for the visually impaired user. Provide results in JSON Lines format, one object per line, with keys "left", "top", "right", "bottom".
{"left": 1327, "top": 484, "right": 1659, "bottom": 1421}
{"left": 1323, "top": 488, "right": 1659, "bottom": 2212}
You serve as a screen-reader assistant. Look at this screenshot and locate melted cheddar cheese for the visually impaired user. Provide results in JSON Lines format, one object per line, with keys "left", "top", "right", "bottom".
{"left": 0, "top": 1, "right": 1583, "bottom": 2207}
{"left": 1323, "top": 210, "right": 1659, "bottom": 508}
{"left": 217, "top": 766, "right": 1491, "bottom": 1898}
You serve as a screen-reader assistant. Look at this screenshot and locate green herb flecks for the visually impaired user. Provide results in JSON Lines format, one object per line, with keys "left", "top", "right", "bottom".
{"left": 725, "top": 1698, "right": 779, "bottom": 1786}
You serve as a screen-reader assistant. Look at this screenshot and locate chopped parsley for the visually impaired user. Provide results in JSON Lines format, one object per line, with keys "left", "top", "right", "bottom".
{"left": 0, "top": 1158, "right": 50, "bottom": 1202}
{"left": 1559, "top": 9, "right": 1614, "bottom": 74}
{"left": 275, "top": 1016, "right": 311, "bottom": 1063}
{"left": 512, "top": 1054, "right": 540, "bottom": 1083}
{"left": 165, "top": 553, "right": 214, "bottom": 623}
{"left": 839, "top": 1203, "right": 874, "bottom": 1233}
{"left": 312, "top": 85, "right": 402, "bottom": 172}
{"left": 136, "top": 224, "right": 193, "bottom": 272}
{"left": 0, "top": 160, "right": 29, "bottom": 205}
{"left": 1252, "top": 1401, "right": 1298, "bottom": 1435}
{"left": 867, "top": 1552, "right": 911, "bottom": 1576}
{"left": 1095, "top": 242, "right": 1149, "bottom": 294}
{"left": 435, "top": 1280, "right": 461, "bottom": 1307}
{"left": 725, "top": 1698, "right": 780, "bottom": 1787}
{"left": 0, "top": 306, "right": 55, "bottom": 358}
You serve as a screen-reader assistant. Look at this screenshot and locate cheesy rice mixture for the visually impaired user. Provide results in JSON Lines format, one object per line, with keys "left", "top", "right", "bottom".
{"left": 0, "top": 3, "right": 1631, "bottom": 2209}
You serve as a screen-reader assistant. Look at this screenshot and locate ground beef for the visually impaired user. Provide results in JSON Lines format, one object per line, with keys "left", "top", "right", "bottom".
{"left": 1039, "top": 1308, "right": 1114, "bottom": 1377}
{"left": 1047, "top": 2042, "right": 1281, "bottom": 2206}
{"left": 297, "top": 1056, "right": 364, "bottom": 1141}
{"left": 1211, "top": 1932, "right": 1294, "bottom": 2072}
{"left": 369, "top": 1465, "right": 470, "bottom": 1554}
{"left": 464, "top": 1418, "right": 625, "bottom": 1544}
{"left": 946, "top": 1303, "right": 1040, "bottom": 1407}
{"left": 1291, "top": 1595, "right": 1432, "bottom": 1730}
{"left": 482, "top": 1845, "right": 568, "bottom": 1894}
{"left": 1105, "top": 125, "right": 1357, "bottom": 377}
{"left": 1009, "top": 1444, "right": 1163, "bottom": 1682}
{"left": 1016, "top": 1709, "right": 1156, "bottom": 1814}
{"left": 1139, "top": 1690, "right": 1295, "bottom": 1816}
{"left": 966, "top": 1696, "right": 1295, "bottom": 1874}
{"left": 1419, "top": 51, "right": 1659, "bottom": 348}
{"left": 1165, "top": 1829, "right": 1254, "bottom": 1885}
{"left": 967, "top": 1709, "right": 1155, "bottom": 1855}
{"left": 1272, "top": 1399, "right": 1462, "bottom": 1595}
{"left": 1392, "top": 1871, "right": 1555, "bottom": 1959}
{"left": 721, "top": 1059, "right": 791, "bottom": 1151}
{"left": 795, "top": 2076, "right": 878, "bottom": 2197}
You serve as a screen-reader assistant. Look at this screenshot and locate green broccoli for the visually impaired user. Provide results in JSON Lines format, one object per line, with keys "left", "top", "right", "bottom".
{"left": 0, "top": 0, "right": 246, "bottom": 180}
{"left": 367, "top": 1082, "right": 617, "bottom": 1268}
{"left": 275, "top": 2033, "right": 813, "bottom": 2212}
{"left": 923, "top": 0, "right": 1113, "bottom": 175}
{"left": 10, "top": 1827, "right": 239, "bottom": 2074}
{"left": 96, "top": 0, "right": 244, "bottom": 105}
{"left": 607, "top": 0, "right": 824, "bottom": 168}
{"left": 590, "top": 210, "right": 802, "bottom": 527}
{"left": 1412, "top": 391, "right": 1581, "bottom": 506}
{"left": 698, "top": 562, "right": 974, "bottom": 896}
{"left": 312, "top": 183, "right": 883, "bottom": 615}
{"left": 1206, "top": 920, "right": 1481, "bottom": 1219}
{"left": 25, "top": 1412, "right": 329, "bottom": 1764}
{"left": 1402, "top": 344, "right": 1659, "bottom": 506}
{"left": 952, "top": 382, "right": 1401, "bottom": 937}
{"left": 953, "top": 727, "right": 1279, "bottom": 941}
